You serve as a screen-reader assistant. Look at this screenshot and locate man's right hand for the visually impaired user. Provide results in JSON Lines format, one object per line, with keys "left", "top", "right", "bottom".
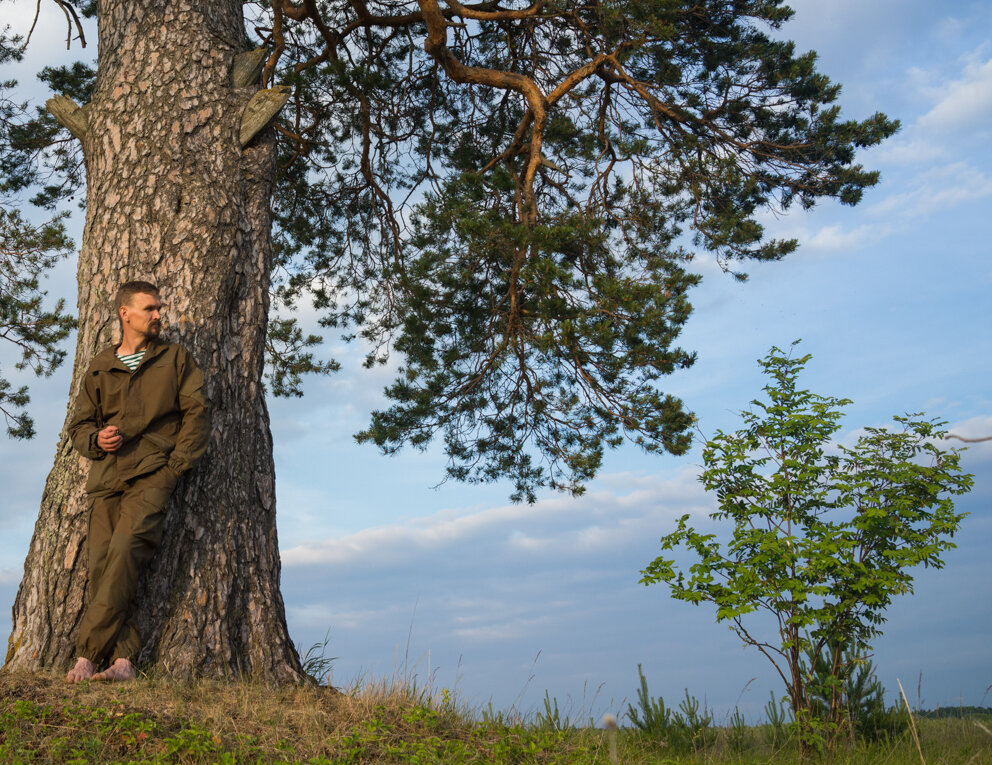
{"left": 96, "top": 426, "right": 124, "bottom": 452}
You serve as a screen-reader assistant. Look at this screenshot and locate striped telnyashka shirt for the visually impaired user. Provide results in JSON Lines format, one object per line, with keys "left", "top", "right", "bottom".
{"left": 116, "top": 350, "right": 146, "bottom": 372}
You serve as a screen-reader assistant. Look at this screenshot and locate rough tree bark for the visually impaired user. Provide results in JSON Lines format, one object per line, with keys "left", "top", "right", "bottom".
{"left": 4, "top": 0, "right": 303, "bottom": 681}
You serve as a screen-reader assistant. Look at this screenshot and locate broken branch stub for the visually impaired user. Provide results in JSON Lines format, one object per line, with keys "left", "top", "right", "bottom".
{"left": 46, "top": 95, "right": 88, "bottom": 140}
{"left": 232, "top": 47, "right": 267, "bottom": 88}
{"left": 239, "top": 86, "right": 291, "bottom": 147}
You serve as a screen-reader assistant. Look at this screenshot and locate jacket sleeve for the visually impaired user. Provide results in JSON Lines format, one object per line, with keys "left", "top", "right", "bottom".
{"left": 67, "top": 370, "right": 106, "bottom": 460}
{"left": 167, "top": 347, "right": 210, "bottom": 474}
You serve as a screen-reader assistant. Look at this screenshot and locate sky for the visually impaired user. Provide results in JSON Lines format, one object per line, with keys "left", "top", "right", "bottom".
{"left": 1, "top": 0, "right": 990, "bottom": 725}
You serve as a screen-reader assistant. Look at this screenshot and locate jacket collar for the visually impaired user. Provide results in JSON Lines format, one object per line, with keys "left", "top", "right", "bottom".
{"left": 90, "top": 338, "right": 170, "bottom": 372}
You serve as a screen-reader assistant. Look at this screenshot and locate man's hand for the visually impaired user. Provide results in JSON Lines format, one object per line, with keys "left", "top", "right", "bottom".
{"left": 96, "top": 426, "right": 124, "bottom": 452}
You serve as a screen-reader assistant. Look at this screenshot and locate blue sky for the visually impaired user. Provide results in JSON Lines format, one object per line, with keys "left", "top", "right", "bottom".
{"left": 1, "top": 0, "right": 990, "bottom": 723}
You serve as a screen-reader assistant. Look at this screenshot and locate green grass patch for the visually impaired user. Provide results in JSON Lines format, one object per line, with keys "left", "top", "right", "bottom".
{"left": 0, "top": 671, "right": 989, "bottom": 763}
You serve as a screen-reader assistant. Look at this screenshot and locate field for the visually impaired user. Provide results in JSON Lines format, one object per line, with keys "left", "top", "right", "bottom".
{"left": 1, "top": 670, "right": 990, "bottom": 764}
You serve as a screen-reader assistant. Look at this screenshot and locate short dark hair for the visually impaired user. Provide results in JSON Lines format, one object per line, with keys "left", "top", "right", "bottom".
{"left": 115, "top": 280, "right": 159, "bottom": 312}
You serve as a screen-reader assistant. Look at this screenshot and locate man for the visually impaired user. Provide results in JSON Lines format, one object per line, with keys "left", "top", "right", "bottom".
{"left": 65, "top": 281, "right": 209, "bottom": 682}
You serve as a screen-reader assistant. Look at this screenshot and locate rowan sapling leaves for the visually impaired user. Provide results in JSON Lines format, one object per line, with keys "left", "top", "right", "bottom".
{"left": 640, "top": 344, "right": 973, "bottom": 751}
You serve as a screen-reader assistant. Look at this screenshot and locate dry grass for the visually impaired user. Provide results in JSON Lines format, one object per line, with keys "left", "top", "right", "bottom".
{"left": 0, "top": 669, "right": 590, "bottom": 763}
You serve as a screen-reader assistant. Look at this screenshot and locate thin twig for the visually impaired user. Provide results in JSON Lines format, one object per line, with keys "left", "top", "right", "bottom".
{"left": 22, "top": 0, "right": 42, "bottom": 49}
{"left": 946, "top": 434, "right": 992, "bottom": 443}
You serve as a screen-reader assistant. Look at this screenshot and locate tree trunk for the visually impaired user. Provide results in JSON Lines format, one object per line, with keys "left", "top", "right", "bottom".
{"left": 4, "top": 0, "right": 302, "bottom": 681}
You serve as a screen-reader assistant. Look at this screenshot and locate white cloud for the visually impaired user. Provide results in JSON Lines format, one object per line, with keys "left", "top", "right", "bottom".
{"left": 759, "top": 51, "right": 992, "bottom": 253}
{"left": 0, "top": 569, "right": 21, "bottom": 585}
{"left": 917, "top": 58, "right": 992, "bottom": 133}
{"left": 282, "top": 468, "right": 711, "bottom": 568}
{"left": 946, "top": 414, "right": 992, "bottom": 440}
{"left": 804, "top": 223, "right": 880, "bottom": 252}
{"left": 287, "top": 601, "right": 412, "bottom": 632}
{"left": 755, "top": 220, "right": 884, "bottom": 256}
{"left": 869, "top": 162, "right": 992, "bottom": 218}
{"left": 866, "top": 47, "right": 992, "bottom": 169}
{"left": 867, "top": 138, "right": 948, "bottom": 166}
{"left": 451, "top": 613, "right": 557, "bottom": 642}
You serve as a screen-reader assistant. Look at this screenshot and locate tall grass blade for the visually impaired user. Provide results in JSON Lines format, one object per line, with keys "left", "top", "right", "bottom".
{"left": 898, "top": 677, "right": 926, "bottom": 765}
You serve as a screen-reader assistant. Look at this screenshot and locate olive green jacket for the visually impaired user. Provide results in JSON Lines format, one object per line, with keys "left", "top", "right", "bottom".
{"left": 68, "top": 340, "right": 210, "bottom": 492}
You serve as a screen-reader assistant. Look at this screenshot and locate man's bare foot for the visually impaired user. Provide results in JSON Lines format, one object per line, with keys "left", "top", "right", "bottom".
{"left": 92, "top": 657, "right": 136, "bottom": 682}
{"left": 67, "top": 657, "right": 97, "bottom": 684}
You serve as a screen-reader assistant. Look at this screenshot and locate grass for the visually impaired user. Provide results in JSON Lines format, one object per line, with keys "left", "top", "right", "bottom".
{"left": 1, "top": 670, "right": 990, "bottom": 764}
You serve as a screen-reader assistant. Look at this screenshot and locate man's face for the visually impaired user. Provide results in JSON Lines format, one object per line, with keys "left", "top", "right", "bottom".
{"left": 121, "top": 291, "right": 163, "bottom": 340}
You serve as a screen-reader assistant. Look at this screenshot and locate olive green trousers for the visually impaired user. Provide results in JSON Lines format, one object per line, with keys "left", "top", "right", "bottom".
{"left": 77, "top": 466, "right": 178, "bottom": 666}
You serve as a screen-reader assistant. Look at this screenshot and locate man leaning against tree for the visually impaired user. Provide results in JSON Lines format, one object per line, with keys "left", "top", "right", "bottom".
{"left": 65, "top": 281, "right": 209, "bottom": 683}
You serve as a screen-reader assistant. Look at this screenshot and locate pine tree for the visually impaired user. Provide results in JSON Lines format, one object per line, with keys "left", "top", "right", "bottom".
{"left": 3, "top": 0, "right": 896, "bottom": 677}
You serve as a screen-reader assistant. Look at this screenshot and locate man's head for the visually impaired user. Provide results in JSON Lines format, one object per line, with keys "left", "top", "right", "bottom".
{"left": 115, "top": 280, "right": 163, "bottom": 343}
